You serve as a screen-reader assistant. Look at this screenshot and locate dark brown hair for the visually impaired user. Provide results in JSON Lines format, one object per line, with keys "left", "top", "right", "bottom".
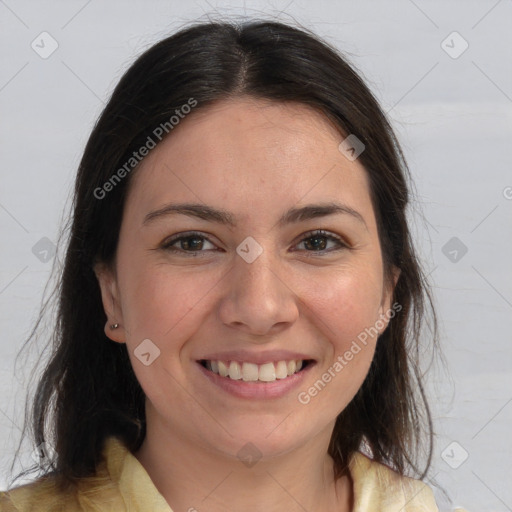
{"left": 9, "top": 18, "right": 438, "bottom": 491}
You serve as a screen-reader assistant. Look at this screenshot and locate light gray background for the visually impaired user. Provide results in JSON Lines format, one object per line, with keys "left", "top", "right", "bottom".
{"left": 1, "top": 1, "right": 511, "bottom": 510}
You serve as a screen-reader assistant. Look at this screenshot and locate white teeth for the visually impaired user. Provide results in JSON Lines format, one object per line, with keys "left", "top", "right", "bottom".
{"left": 242, "top": 362, "right": 259, "bottom": 381}
{"left": 218, "top": 361, "right": 229, "bottom": 377}
{"left": 275, "top": 360, "right": 288, "bottom": 379}
{"left": 205, "top": 359, "right": 306, "bottom": 382}
{"left": 287, "top": 360, "right": 297, "bottom": 376}
{"left": 259, "top": 362, "right": 276, "bottom": 382}
{"left": 228, "top": 361, "right": 242, "bottom": 380}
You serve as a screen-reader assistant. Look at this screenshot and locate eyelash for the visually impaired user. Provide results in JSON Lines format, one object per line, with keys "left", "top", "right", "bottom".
{"left": 160, "top": 230, "right": 349, "bottom": 257}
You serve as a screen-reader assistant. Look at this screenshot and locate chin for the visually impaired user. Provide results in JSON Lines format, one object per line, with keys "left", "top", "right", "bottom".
{"left": 201, "top": 417, "right": 321, "bottom": 463}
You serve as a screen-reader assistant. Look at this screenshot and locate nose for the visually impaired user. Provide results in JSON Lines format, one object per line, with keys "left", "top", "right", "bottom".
{"left": 217, "top": 245, "right": 299, "bottom": 338}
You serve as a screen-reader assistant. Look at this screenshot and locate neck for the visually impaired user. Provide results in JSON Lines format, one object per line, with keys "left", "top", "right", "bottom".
{"left": 134, "top": 417, "right": 353, "bottom": 512}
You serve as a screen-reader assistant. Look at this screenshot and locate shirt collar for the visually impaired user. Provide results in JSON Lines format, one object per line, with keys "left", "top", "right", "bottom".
{"left": 101, "top": 436, "right": 438, "bottom": 512}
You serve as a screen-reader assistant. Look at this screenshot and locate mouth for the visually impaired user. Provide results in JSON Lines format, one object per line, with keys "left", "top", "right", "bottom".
{"left": 198, "top": 358, "right": 314, "bottom": 383}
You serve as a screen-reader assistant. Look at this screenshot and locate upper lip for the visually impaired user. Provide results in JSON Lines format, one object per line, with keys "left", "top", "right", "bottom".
{"left": 196, "top": 349, "right": 315, "bottom": 365}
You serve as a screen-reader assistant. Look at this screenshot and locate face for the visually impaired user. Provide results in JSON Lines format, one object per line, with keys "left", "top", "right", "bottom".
{"left": 96, "top": 97, "right": 398, "bottom": 461}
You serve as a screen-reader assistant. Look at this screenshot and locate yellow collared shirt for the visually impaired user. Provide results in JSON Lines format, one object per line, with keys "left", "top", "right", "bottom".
{"left": 1, "top": 436, "right": 446, "bottom": 511}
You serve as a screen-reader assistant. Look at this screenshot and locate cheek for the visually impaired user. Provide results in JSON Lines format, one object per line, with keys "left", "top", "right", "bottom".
{"left": 296, "top": 270, "right": 382, "bottom": 414}
{"left": 117, "top": 258, "right": 224, "bottom": 346}
{"left": 302, "top": 265, "right": 383, "bottom": 348}
{"left": 115, "top": 262, "right": 222, "bottom": 410}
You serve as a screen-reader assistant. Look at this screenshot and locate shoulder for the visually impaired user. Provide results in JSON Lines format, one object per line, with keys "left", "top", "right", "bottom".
{"left": 1, "top": 474, "right": 126, "bottom": 512}
{"left": 0, "top": 475, "right": 81, "bottom": 512}
{"left": 348, "top": 451, "right": 439, "bottom": 511}
{"left": 0, "top": 438, "right": 128, "bottom": 512}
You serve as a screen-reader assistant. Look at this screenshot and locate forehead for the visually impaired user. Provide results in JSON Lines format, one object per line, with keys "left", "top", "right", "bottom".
{"left": 124, "top": 97, "right": 375, "bottom": 229}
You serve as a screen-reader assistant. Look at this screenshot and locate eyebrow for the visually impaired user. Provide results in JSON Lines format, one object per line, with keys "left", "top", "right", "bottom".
{"left": 143, "top": 201, "right": 368, "bottom": 230}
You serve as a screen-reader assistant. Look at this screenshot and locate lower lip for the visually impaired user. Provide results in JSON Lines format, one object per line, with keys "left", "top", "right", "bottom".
{"left": 196, "top": 362, "right": 315, "bottom": 399}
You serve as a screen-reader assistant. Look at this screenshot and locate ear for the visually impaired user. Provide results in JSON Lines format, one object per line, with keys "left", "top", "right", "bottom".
{"left": 94, "top": 261, "right": 126, "bottom": 344}
{"left": 377, "top": 265, "right": 401, "bottom": 335}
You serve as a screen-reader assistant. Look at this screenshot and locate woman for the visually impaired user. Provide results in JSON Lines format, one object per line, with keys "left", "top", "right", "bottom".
{"left": 1, "top": 19, "right": 451, "bottom": 511}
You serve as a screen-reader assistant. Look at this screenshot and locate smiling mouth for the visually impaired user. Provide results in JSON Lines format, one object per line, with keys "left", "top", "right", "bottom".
{"left": 198, "top": 359, "right": 314, "bottom": 383}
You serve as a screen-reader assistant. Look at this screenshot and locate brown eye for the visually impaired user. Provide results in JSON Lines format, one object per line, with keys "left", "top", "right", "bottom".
{"left": 295, "top": 230, "right": 348, "bottom": 253}
{"left": 161, "top": 232, "right": 217, "bottom": 255}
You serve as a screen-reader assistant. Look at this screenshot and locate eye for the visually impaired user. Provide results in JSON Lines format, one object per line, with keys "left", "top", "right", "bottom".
{"left": 293, "top": 230, "right": 348, "bottom": 255}
{"left": 160, "top": 229, "right": 348, "bottom": 257}
{"left": 160, "top": 231, "right": 218, "bottom": 256}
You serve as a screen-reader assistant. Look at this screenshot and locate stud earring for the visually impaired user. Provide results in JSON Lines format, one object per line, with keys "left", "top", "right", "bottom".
{"left": 110, "top": 323, "right": 119, "bottom": 330}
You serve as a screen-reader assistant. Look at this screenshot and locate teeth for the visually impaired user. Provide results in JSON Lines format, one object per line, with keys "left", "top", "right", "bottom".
{"left": 259, "top": 362, "right": 276, "bottom": 382}
{"left": 275, "top": 360, "right": 288, "bottom": 379}
{"left": 242, "top": 362, "right": 259, "bottom": 381}
{"left": 204, "top": 359, "right": 306, "bottom": 382}
{"left": 218, "top": 361, "right": 229, "bottom": 377}
{"left": 228, "top": 361, "right": 242, "bottom": 380}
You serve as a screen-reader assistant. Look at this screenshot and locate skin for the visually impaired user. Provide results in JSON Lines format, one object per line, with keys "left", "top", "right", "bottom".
{"left": 95, "top": 97, "right": 399, "bottom": 512}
